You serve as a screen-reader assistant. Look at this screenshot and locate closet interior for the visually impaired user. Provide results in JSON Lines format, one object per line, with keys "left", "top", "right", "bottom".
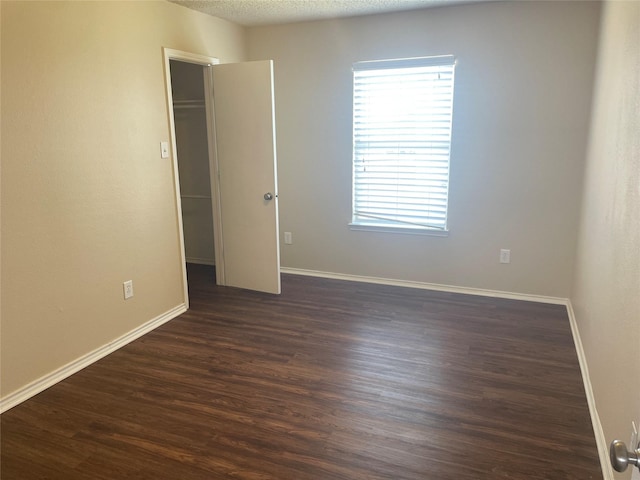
{"left": 169, "top": 60, "right": 215, "bottom": 266}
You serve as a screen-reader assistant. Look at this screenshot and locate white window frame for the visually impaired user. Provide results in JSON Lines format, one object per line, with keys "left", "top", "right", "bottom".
{"left": 350, "top": 55, "right": 456, "bottom": 235}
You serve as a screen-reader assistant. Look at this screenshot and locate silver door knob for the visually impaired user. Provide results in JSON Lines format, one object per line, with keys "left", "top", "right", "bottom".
{"left": 610, "top": 439, "right": 640, "bottom": 472}
{"left": 264, "top": 192, "right": 273, "bottom": 201}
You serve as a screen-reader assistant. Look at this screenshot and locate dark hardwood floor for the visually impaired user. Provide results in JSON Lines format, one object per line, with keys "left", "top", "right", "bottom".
{"left": 1, "top": 264, "right": 601, "bottom": 479}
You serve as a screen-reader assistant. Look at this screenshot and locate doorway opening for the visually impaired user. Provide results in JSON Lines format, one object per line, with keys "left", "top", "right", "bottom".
{"left": 163, "top": 49, "right": 282, "bottom": 298}
{"left": 170, "top": 61, "right": 215, "bottom": 268}
{"left": 163, "top": 50, "right": 224, "bottom": 306}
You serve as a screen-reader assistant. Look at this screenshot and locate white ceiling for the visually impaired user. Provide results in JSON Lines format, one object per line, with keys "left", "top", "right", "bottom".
{"left": 168, "top": 0, "right": 484, "bottom": 27}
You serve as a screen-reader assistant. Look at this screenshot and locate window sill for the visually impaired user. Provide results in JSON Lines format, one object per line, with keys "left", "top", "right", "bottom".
{"left": 348, "top": 223, "right": 449, "bottom": 237}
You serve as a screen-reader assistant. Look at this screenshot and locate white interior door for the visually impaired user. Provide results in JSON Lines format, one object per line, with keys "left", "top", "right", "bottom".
{"left": 211, "top": 60, "right": 281, "bottom": 294}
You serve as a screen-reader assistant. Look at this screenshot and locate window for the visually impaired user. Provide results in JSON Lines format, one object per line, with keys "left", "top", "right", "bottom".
{"left": 351, "top": 55, "right": 456, "bottom": 233}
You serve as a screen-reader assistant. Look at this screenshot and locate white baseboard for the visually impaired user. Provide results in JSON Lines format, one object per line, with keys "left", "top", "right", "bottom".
{"left": 0, "top": 303, "right": 188, "bottom": 414}
{"left": 280, "top": 267, "right": 567, "bottom": 305}
{"left": 566, "top": 301, "right": 613, "bottom": 480}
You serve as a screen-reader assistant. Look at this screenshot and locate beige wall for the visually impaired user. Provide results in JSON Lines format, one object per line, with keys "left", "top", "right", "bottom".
{"left": 572, "top": 1, "right": 640, "bottom": 477}
{"left": 0, "top": 1, "right": 245, "bottom": 398}
{"left": 247, "top": 1, "right": 600, "bottom": 297}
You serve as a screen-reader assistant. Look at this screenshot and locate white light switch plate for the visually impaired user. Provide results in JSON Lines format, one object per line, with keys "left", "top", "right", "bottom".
{"left": 160, "top": 141, "right": 169, "bottom": 159}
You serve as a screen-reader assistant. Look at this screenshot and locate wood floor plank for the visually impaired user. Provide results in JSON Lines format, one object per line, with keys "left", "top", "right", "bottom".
{"left": 1, "top": 264, "right": 602, "bottom": 479}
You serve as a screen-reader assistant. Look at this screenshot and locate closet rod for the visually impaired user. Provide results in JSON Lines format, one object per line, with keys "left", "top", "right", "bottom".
{"left": 181, "top": 194, "right": 211, "bottom": 200}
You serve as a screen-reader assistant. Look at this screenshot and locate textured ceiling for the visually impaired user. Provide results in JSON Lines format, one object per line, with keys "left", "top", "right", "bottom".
{"left": 168, "top": 0, "right": 482, "bottom": 26}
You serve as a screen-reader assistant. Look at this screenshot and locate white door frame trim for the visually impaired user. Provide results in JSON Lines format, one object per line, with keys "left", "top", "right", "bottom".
{"left": 162, "top": 48, "right": 225, "bottom": 302}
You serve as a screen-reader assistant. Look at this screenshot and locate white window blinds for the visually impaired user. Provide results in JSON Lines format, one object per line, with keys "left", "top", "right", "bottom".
{"left": 352, "top": 55, "right": 456, "bottom": 231}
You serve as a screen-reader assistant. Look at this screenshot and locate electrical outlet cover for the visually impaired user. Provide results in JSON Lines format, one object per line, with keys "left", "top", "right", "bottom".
{"left": 123, "top": 280, "right": 134, "bottom": 299}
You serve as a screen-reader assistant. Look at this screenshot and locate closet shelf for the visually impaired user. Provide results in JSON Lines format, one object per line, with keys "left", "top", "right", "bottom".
{"left": 173, "top": 99, "right": 205, "bottom": 109}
